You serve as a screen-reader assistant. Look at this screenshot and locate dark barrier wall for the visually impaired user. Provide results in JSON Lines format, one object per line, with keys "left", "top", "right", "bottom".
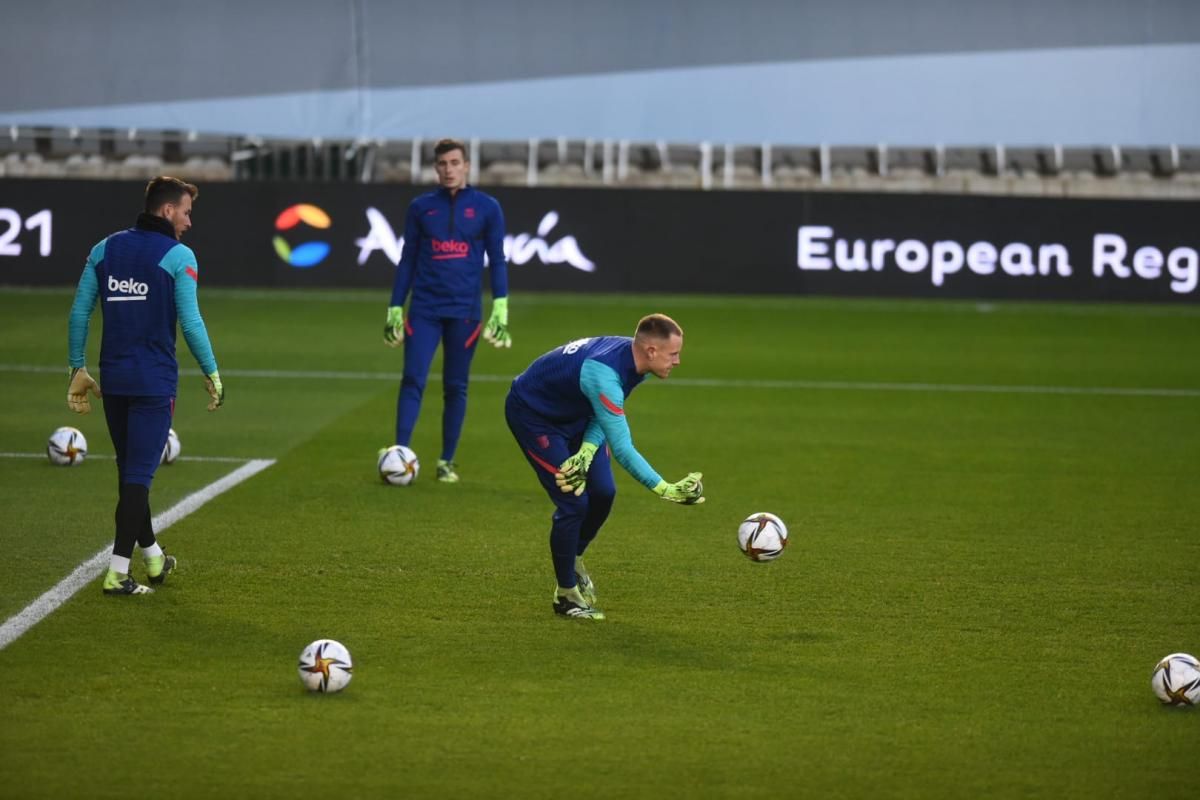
{"left": 1, "top": 179, "right": 1197, "bottom": 302}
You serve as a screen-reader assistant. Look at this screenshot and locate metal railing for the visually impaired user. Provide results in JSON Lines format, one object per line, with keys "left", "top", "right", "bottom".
{"left": 3, "top": 126, "right": 1198, "bottom": 198}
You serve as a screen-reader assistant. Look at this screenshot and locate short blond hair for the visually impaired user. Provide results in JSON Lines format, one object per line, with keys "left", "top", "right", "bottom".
{"left": 635, "top": 313, "right": 682, "bottom": 340}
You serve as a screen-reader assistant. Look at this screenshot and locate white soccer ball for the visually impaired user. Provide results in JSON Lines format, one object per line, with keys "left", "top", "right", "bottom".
{"left": 737, "top": 512, "right": 789, "bottom": 562}
{"left": 160, "top": 428, "right": 181, "bottom": 465}
{"left": 47, "top": 426, "right": 88, "bottom": 466}
{"left": 1151, "top": 652, "right": 1200, "bottom": 706}
{"left": 298, "top": 639, "right": 353, "bottom": 693}
{"left": 378, "top": 445, "right": 419, "bottom": 486}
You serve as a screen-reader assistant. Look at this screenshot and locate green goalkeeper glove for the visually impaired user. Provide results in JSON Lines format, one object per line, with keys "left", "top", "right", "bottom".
{"left": 555, "top": 442, "right": 599, "bottom": 496}
{"left": 654, "top": 472, "right": 705, "bottom": 504}
{"left": 482, "top": 296, "right": 511, "bottom": 348}
{"left": 67, "top": 366, "right": 102, "bottom": 414}
{"left": 204, "top": 371, "right": 224, "bottom": 411}
{"left": 383, "top": 306, "right": 405, "bottom": 348}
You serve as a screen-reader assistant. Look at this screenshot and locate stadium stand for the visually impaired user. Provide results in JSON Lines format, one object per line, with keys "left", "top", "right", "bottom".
{"left": 2, "top": 125, "right": 1197, "bottom": 199}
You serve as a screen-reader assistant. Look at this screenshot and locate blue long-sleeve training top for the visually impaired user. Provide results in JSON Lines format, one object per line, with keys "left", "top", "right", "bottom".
{"left": 68, "top": 214, "right": 218, "bottom": 396}
{"left": 389, "top": 185, "right": 509, "bottom": 319}
{"left": 508, "top": 336, "right": 663, "bottom": 490}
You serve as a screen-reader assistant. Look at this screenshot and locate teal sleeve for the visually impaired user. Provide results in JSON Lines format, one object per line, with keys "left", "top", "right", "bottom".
{"left": 68, "top": 240, "right": 105, "bottom": 367}
{"left": 160, "top": 244, "right": 219, "bottom": 376}
{"left": 579, "top": 359, "right": 663, "bottom": 490}
{"left": 582, "top": 417, "right": 605, "bottom": 450}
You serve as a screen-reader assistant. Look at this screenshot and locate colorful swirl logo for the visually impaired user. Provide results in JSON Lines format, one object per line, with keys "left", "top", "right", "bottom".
{"left": 273, "top": 204, "right": 332, "bottom": 267}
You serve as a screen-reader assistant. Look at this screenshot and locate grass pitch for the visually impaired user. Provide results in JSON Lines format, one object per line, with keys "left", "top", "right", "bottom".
{"left": 1, "top": 287, "right": 1198, "bottom": 799}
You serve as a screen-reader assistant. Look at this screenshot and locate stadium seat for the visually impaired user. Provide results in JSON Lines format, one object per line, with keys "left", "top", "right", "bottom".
{"left": 64, "top": 153, "right": 106, "bottom": 178}
{"left": 1062, "top": 146, "right": 1121, "bottom": 177}
{"left": 768, "top": 145, "right": 819, "bottom": 189}
{"left": 1, "top": 124, "right": 1196, "bottom": 198}
{"left": 3, "top": 126, "right": 38, "bottom": 156}
{"left": 1122, "top": 146, "right": 1180, "bottom": 178}
{"left": 477, "top": 140, "right": 529, "bottom": 186}
{"left": 537, "top": 138, "right": 598, "bottom": 186}
{"left": 657, "top": 142, "right": 706, "bottom": 188}
{"left": 712, "top": 144, "right": 763, "bottom": 189}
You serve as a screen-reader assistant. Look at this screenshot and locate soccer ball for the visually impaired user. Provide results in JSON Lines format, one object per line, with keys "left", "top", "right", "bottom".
{"left": 298, "top": 639, "right": 353, "bottom": 693}
{"left": 47, "top": 426, "right": 88, "bottom": 466}
{"left": 737, "top": 512, "right": 788, "bottom": 562}
{"left": 378, "top": 445, "right": 419, "bottom": 486}
{"left": 161, "top": 428, "right": 181, "bottom": 465}
{"left": 1151, "top": 652, "right": 1200, "bottom": 706}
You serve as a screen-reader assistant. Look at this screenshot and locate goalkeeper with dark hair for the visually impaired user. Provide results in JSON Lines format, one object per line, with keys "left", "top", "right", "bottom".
{"left": 505, "top": 313, "right": 705, "bottom": 621}
{"left": 383, "top": 137, "right": 510, "bottom": 483}
{"left": 66, "top": 176, "right": 224, "bottom": 596}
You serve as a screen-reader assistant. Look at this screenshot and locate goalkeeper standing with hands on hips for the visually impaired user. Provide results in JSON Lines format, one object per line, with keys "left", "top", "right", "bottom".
{"left": 506, "top": 314, "right": 705, "bottom": 620}
{"left": 66, "top": 176, "right": 224, "bottom": 595}
{"left": 384, "top": 138, "right": 510, "bottom": 483}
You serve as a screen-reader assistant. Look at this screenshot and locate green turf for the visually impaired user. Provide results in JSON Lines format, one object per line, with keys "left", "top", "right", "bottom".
{"left": 1, "top": 287, "right": 1198, "bottom": 799}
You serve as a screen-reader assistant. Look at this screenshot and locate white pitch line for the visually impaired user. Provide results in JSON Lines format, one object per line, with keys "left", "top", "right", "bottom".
{"left": 8, "top": 286, "right": 1200, "bottom": 317}
{"left": 1, "top": 363, "right": 1197, "bottom": 398}
{"left": 0, "top": 458, "right": 274, "bottom": 651}
{"left": 663, "top": 377, "right": 1200, "bottom": 398}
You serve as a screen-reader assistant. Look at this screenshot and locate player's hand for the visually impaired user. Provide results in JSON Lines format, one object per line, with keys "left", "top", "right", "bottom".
{"left": 654, "top": 472, "right": 705, "bottom": 505}
{"left": 204, "top": 371, "right": 224, "bottom": 411}
{"left": 67, "top": 366, "right": 101, "bottom": 414}
{"left": 482, "top": 296, "right": 511, "bottom": 349}
{"left": 383, "top": 306, "right": 405, "bottom": 348}
{"left": 555, "top": 442, "right": 599, "bottom": 496}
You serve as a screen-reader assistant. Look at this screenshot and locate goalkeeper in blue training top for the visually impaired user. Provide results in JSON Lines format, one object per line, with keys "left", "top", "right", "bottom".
{"left": 66, "top": 176, "right": 224, "bottom": 596}
{"left": 505, "top": 313, "right": 705, "bottom": 620}
{"left": 383, "top": 138, "right": 510, "bottom": 483}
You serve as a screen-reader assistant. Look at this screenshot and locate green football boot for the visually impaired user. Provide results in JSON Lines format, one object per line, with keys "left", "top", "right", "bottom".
{"left": 102, "top": 570, "right": 153, "bottom": 596}
{"left": 553, "top": 586, "right": 604, "bottom": 620}
{"left": 436, "top": 459, "right": 460, "bottom": 483}
{"left": 574, "top": 560, "right": 597, "bottom": 606}
{"left": 145, "top": 554, "right": 176, "bottom": 586}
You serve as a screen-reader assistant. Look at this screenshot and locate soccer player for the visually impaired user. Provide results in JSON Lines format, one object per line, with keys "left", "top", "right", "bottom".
{"left": 66, "top": 176, "right": 224, "bottom": 596}
{"left": 505, "top": 314, "right": 705, "bottom": 620}
{"left": 383, "top": 138, "right": 510, "bottom": 483}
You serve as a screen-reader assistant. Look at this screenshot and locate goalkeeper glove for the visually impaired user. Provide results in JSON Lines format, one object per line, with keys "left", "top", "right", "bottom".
{"left": 67, "top": 366, "right": 102, "bottom": 414}
{"left": 204, "top": 371, "right": 224, "bottom": 411}
{"left": 555, "top": 442, "right": 599, "bottom": 496}
{"left": 383, "top": 306, "right": 405, "bottom": 348}
{"left": 482, "top": 296, "right": 511, "bottom": 348}
{"left": 654, "top": 472, "right": 705, "bottom": 505}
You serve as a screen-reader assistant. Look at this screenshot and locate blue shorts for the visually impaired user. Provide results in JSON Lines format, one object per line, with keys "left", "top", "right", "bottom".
{"left": 102, "top": 394, "right": 174, "bottom": 487}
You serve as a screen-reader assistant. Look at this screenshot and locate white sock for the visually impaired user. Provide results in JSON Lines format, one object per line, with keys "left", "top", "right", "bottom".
{"left": 143, "top": 543, "right": 163, "bottom": 559}
{"left": 110, "top": 555, "right": 131, "bottom": 575}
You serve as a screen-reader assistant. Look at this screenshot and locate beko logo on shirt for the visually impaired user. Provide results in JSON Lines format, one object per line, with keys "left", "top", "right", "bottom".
{"left": 106, "top": 275, "right": 149, "bottom": 301}
{"left": 431, "top": 239, "right": 469, "bottom": 259}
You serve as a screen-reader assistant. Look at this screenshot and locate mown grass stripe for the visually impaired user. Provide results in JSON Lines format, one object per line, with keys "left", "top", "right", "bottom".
{"left": 2, "top": 363, "right": 1196, "bottom": 398}
{"left": 0, "top": 458, "right": 274, "bottom": 650}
